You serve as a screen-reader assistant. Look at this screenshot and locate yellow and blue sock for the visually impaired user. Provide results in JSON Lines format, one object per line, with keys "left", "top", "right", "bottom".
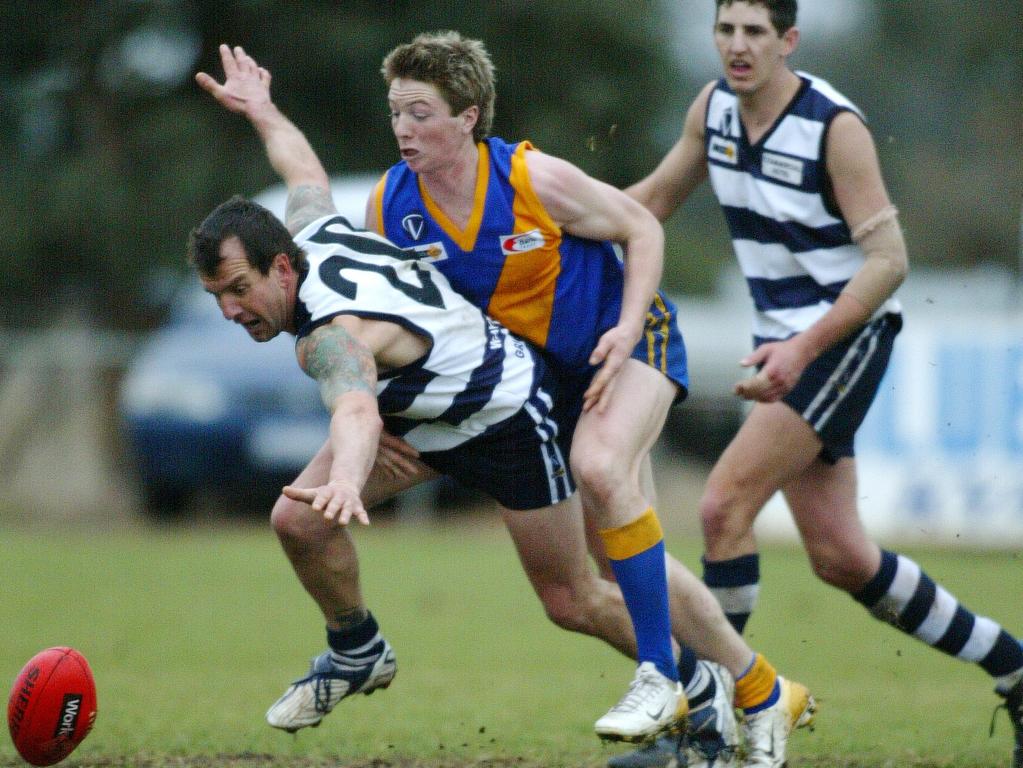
{"left": 734, "top": 653, "right": 780, "bottom": 714}
{"left": 599, "top": 507, "right": 678, "bottom": 681}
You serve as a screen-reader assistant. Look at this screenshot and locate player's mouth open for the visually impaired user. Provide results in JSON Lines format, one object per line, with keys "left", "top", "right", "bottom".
{"left": 400, "top": 148, "right": 418, "bottom": 159}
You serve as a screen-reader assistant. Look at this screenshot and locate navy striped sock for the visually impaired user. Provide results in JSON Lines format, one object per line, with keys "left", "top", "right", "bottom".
{"left": 681, "top": 652, "right": 715, "bottom": 709}
{"left": 327, "top": 611, "right": 380, "bottom": 655}
{"left": 855, "top": 550, "right": 1023, "bottom": 677}
{"left": 678, "top": 644, "right": 698, "bottom": 688}
{"left": 703, "top": 554, "right": 760, "bottom": 634}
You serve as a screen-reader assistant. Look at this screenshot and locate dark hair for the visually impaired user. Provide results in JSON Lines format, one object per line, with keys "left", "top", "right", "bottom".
{"left": 187, "top": 196, "right": 305, "bottom": 278}
{"left": 381, "top": 30, "right": 496, "bottom": 144}
{"left": 716, "top": 0, "right": 797, "bottom": 34}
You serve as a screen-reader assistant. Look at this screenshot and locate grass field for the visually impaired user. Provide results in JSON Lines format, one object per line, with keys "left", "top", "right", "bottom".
{"left": 1, "top": 515, "right": 1020, "bottom": 767}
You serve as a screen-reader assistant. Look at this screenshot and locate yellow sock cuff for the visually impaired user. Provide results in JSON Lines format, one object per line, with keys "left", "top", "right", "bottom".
{"left": 734, "top": 653, "right": 778, "bottom": 710}
{"left": 598, "top": 507, "right": 663, "bottom": 561}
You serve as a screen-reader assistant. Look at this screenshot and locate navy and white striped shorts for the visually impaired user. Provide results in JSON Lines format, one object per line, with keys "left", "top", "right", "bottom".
{"left": 418, "top": 376, "right": 575, "bottom": 511}
{"left": 782, "top": 313, "right": 902, "bottom": 463}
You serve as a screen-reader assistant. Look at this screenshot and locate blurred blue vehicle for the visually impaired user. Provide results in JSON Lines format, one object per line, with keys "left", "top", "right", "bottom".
{"left": 119, "top": 176, "right": 377, "bottom": 516}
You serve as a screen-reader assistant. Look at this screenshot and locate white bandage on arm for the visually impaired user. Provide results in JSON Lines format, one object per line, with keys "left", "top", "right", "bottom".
{"left": 840, "top": 205, "right": 909, "bottom": 316}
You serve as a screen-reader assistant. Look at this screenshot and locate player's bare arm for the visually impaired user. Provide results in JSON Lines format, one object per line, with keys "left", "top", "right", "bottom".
{"left": 625, "top": 81, "right": 714, "bottom": 222}
{"left": 299, "top": 321, "right": 379, "bottom": 405}
{"left": 284, "top": 321, "right": 382, "bottom": 525}
{"left": 197, "top": 43, "right": 333, "bottom": 231}
{"left": 526, "top": 150, "right": 665, "bottom": 411}
{"left": 285, "top": 184, "right": 337, "bottom": 235}
{"left": 828, "top": 112, "right": 908, "bottom": 315}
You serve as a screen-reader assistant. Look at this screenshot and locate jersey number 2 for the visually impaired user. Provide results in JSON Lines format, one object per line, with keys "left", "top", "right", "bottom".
{"left": 309, "top": 220, "right": 446, "bottom": 309}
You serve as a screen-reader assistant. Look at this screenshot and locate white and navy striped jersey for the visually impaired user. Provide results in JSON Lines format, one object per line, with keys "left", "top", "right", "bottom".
{"left": 704, "top": 71, "right": 901, "bottom": 345}
{"left": 293, "top": 214, "right": 543, "bottom": 453}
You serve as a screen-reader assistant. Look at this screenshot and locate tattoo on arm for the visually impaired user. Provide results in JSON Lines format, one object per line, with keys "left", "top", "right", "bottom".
{"left": 285, "top": 185, "right": 336, "bottom": 234}
{"left": 299, "top": 323, "right": 377, "bottom": 410}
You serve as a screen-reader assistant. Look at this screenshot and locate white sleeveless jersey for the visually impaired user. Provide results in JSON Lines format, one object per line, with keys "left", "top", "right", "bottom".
{"left": 705, "top": 71, "right": 901, "bottom": 345}
{"left": 293, "top": 214, "right": 542, "bottom": 453}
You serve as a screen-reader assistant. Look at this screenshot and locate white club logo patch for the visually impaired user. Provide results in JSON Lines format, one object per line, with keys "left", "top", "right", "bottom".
{"left": 402, "top": 213, "right": 426, "bottom": 240}
{"left": 761, "top": 152, "right": 805, "bottom": 186}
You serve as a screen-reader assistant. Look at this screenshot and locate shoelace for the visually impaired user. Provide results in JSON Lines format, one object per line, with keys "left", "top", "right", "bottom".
{"left": 610, "top": 671, "right": 668, "bottom": 713}
{"left": 313, "top": 676, "right": 334, "bottom": 714}
{"left": 989, "top": 700, "right": 1023, "bottom": 738}
{"left": 311, "top": 652, "right": 383, "bottom": 714}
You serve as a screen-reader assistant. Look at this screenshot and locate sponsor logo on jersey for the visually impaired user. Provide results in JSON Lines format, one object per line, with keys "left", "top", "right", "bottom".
{"left": 402, "top": 213, "right": 426, "bottom": 240}
{"left": 761, "top": 152, "right": 805, "bottom": 186}
{"left": 485, "top": 318, "right": 504, "bottom": 350}
{"left": 500, "top": 229, "right": 545, "bottom": 255}
{"left": 407, "top": 241, "right": 448, "bottom": 262}
{"left": 709, "top": 135, "right": 738, "bottom": 165}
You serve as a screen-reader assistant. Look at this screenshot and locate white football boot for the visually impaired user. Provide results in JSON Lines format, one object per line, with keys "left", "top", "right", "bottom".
{"left": 595, "top": 662, "right": 688, "bottom": 743}
{"left": 741, "top": 677, "right": 816, "bottom": 768}
{"left": 265, "top": 640, "right": 396, "bottom": 732}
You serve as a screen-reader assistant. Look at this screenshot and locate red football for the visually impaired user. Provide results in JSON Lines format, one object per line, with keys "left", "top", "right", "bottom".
{"left": 7, "top": 647, "right": 97, "bottom": 766}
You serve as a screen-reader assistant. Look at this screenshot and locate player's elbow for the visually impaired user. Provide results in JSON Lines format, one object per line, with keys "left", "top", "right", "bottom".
{"left": 327, "top": 391, "right": 383, "bottom": 437}
{"left": 846, "top": 205, "right": 909, "bottom": 307}
{"left": 627, "top": 204, "right": 665, "bottom": 252}
{"left": 872, "top": 251, "right": 908, "bottom": 295}
{"left": 889, "top": 250, "right": 909, "bottom": 288}
{"left": 623, "top": 181, "right": 663, "bottom": 221}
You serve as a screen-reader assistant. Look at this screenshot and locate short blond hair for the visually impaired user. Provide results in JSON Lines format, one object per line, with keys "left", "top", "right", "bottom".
{"left": 381, "top": 30, "right": 496, "bottom": 144}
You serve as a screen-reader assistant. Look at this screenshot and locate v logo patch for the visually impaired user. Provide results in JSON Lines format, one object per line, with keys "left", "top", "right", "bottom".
{"left": 401, "top": 213, "right": 426, "bottom": 241}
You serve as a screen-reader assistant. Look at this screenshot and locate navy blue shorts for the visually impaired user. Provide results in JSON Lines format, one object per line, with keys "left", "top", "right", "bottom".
{"left": 419, "top": 377, "right": 575, "bottom": 511}
{"left": 781, "top": 313, "right": 901, "bottom": 463}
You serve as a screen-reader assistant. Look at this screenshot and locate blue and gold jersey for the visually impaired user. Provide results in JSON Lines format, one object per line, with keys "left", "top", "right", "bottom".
{"left": 374, "top": 137, "right": 686, "bottom": 390}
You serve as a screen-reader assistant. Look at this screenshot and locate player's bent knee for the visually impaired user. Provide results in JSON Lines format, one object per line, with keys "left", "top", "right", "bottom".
{"left": 535, "top": 583, "right": 596, "bottom": 635}
{"left": 270, "top": 494, "right": 312, "bottom": 543}
{"left": 570, "top": 446, "right": 630, "bottom": 501}
{"left": 808, "top": 546, "right": 873, "bottom": 592}
{"left": 698, "top": 491, "right": 745, "bottom": 543}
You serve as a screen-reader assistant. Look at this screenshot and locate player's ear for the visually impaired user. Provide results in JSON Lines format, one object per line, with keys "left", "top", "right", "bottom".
{"left": 781, "top": 25, "right": 799, "bottom": 56}
{"left": 272, "top": 252, "right": 294, "bottom": 284}
{"left": 459, "top": 105, "right": 479, "bottom": 136}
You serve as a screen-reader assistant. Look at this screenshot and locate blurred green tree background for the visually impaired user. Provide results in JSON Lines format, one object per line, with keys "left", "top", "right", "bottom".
{"left": 2, "top": 1, "right": 1020, "bottom": 330}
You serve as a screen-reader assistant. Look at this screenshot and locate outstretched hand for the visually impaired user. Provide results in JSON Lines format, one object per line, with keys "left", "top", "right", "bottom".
{"left": 282, "top": 479, "right": 370, "bottom": 527}
{"left": 195, "top": 44, "right": 272, "bottom": 117}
